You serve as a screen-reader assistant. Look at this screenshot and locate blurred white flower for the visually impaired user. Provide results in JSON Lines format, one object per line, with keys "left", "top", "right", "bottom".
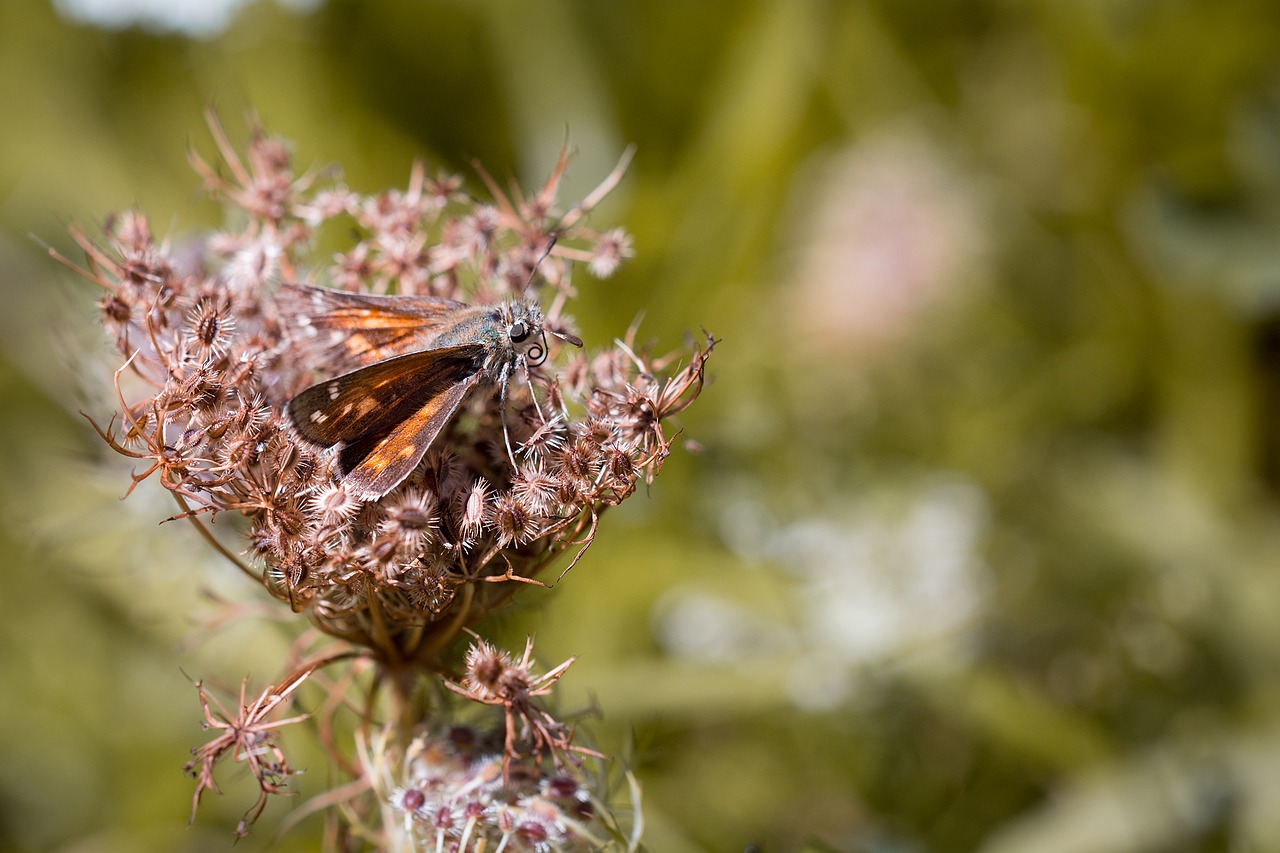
{"left": 777, "top": 478, "right": 989, "bottom": 670}
{"left": 654, "top": 591, "right": 792, "bottom": 666}
{"left": 658, "top": 475, "right": 991, "bottom": 709}
{"left": 54, "top": 0, "right": 320, "bottom": 37}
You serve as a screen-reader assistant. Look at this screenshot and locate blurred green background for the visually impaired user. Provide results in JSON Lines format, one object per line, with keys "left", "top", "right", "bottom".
{"left": 7, "top": 0, "right": 1280, "bottom": 850}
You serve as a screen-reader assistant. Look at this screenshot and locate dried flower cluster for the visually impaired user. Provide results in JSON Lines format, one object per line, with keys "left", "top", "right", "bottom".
{"left": 61, "top": 116, "right": 710, "bottom": 847}
{"left": 376, "top": 725, "right": 616, "bottom": 852}
{"left": 365, "top": 642, "right": 634, "bottom": 851}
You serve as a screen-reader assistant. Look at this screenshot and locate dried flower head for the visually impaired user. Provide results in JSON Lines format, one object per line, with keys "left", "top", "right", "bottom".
{"left": 63, "top": 114, "right": 708, "bottom": 846}
{"left": 371, "top": 706, "right": 625, "bottom": 853}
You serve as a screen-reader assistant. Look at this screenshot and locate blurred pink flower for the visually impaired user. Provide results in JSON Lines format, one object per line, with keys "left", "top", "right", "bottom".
{"left": 788, "top": 128, "right": 989, "bottom": 355}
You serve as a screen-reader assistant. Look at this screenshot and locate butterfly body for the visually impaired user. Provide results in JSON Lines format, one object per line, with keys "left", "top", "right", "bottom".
{"left": 281, "top": 283, "right": 551, "bottom": 501}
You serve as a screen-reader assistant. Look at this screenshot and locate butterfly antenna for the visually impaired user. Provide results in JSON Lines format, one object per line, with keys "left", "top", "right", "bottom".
{"left": 549, "top": 327, "right": 584, "bottom": 348}
{"left": 521, "top": 234, "right": 559, "bottom": 294}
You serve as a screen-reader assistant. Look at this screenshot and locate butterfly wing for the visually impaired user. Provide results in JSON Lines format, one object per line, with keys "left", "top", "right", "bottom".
{"left": 340, "top": 374, "right": 480, "bottom": 500}
{"left": 287, "top": 344, "right": 485, "bottom": 499}
{"left": 278, "top": 283, "right": 467, "bottom": 372}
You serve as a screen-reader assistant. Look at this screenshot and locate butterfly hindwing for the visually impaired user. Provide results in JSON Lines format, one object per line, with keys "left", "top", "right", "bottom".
{"left": 278, "top": 283, "right": 467, "bottom": 372}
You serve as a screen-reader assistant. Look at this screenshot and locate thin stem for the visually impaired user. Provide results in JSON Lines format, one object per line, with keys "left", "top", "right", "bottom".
{"left": 171, "top": 491, "right": 259, "bottom": 583}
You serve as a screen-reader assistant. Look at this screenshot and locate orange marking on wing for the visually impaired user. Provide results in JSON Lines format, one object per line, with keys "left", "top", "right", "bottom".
{"left": 343, "top": 334, "right": 373, "bottom": 356}
{"left": 344, "top": 373, "right": 478, "bottom": 499}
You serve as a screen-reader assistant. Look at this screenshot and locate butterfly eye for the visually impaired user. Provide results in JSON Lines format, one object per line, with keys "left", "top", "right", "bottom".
{"left": 509, "top": 321, "right": 530, "bottom": 343}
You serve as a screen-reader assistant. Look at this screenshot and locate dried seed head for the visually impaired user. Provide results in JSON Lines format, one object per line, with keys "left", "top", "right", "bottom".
{"left": 459, "top": 205, "right": 499, "bottom": 254}
{"left": 225, "top": 239, "right": 282, "bottom": 289}
{"left": 510, "top": 465, "right": 560, "bottom": 515}
{"left": 486, "top": 494, "right": 539, "bottom": 548}
{"left": 463, "top": 640, "right": 513, "bottom": 701}
{"left": 602, "top": 442, "right": 638, "bottom": 488}
{"left": 419, "top": 448, "right": 459, "bottom": 493}
{"left": 380, "top": 488, "right": 437, "bottom": 555}
{"left": 518, "top": 411, "right": 567, "bottom": 463}
{"left": 588, "top": 227, "right": 633, "bottom": 278}
{"left": 455, "top": 478, "right": 491, "bottom": 547}
{"left": 100, "top": 293, "right": 132, "bottom": 325}
{"left": 179, "top": 367, "right": 225, "bottom": 412}
{"left": 186, "top": 297, "right": 236, "bottom": 356}
{"left": 309, "top": 483, "right": 360, "bottom": 527}
{"left": 407, "top": 560, "right": 455, "bottom": 615}
{"left": 276, "top": 547, "right": 312, "bottom": 587}
{"left": 557, "top": 437, "right": 597, "bottom": 484}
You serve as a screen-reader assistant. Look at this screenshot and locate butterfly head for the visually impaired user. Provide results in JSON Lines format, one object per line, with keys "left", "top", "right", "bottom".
{"left": 502, "top": 298, "right": 552, "bottom": 366}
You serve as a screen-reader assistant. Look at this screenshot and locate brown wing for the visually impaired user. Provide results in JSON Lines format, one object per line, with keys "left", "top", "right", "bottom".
{"left": 341, "top": 374, "right": 480, "bottom": 500}
{"left": 287, "top": 342, "right": 483, "bottom": 447}
{"left": 278, "top": 283, "right": 466, "bottom": 372}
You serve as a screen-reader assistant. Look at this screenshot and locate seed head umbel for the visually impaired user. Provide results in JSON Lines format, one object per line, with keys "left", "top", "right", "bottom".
{"left": 62, "top": 113, "right": 709, "bottom": 847}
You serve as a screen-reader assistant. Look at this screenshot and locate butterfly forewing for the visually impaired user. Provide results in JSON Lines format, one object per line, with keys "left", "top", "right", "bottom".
{"left": 340, "top": 374, "right": 479, "bottom": 499}
{"left": 278, "top": 283, "right": 466, "bottom": 372}
{"left": 288, "top": 343, "right": 484, "bottom": 457}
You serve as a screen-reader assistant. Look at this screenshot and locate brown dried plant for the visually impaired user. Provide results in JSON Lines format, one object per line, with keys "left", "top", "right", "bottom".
{"left": 58, "top": 114, "right": 711, "bottom": 851}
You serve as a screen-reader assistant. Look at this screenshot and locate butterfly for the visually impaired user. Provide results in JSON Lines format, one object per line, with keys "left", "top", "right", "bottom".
{"left": 279, "top": 283, "right": 579, "bottom": 501}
